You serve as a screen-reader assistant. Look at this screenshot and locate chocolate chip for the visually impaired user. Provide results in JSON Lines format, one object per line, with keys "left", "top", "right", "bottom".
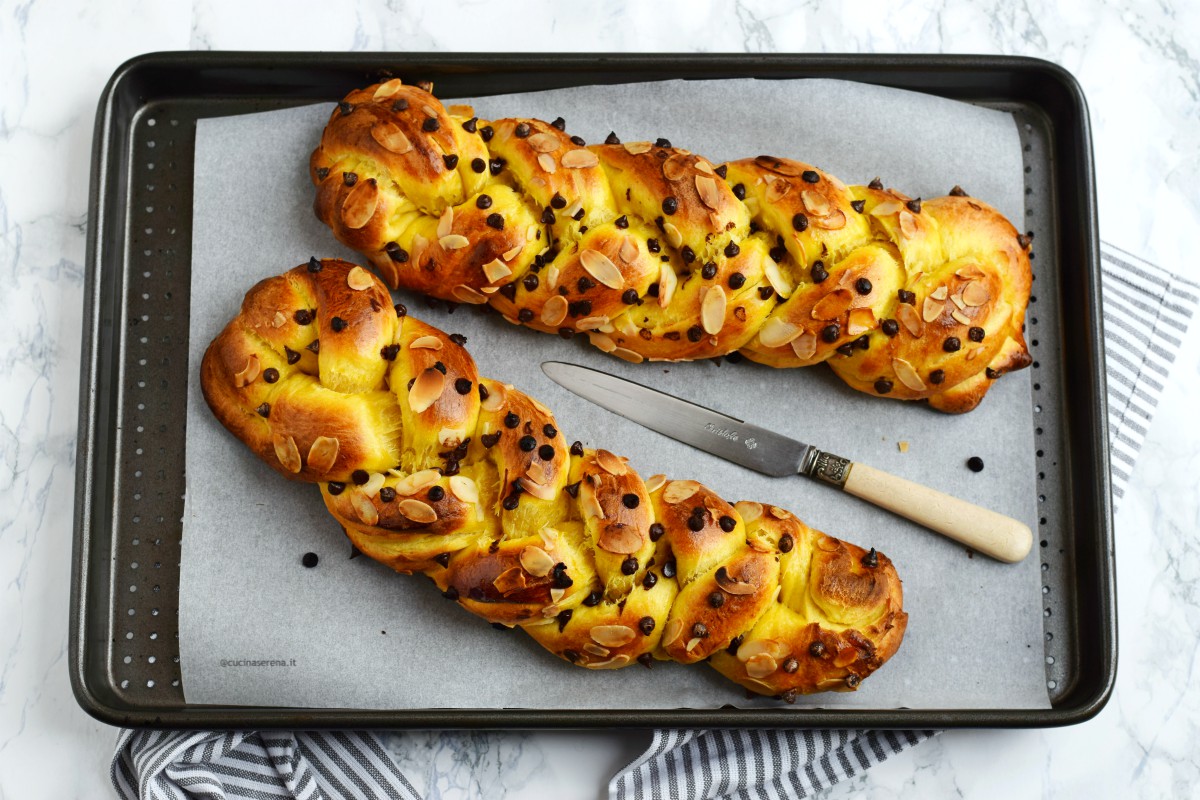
{"left": 898, "top": 289, "right": 916, "bottom": 305}
{"left": 845, "top": 674, "right": 861, "bottom": 688}
{"left": 868, "top": 177, "right": 883, "bottom": 190}
{"left": 504, "top": 412, "right": 520, "bottom": 429}
{"left": 649, "top": 522, "right": 665, "bottom": 542}
{"left": 861, "top": 547, "right": 878, "bottom": 568}
{"left": 1017, "top": 232, "right": 1033, "bottom": 249}
{"left": 687, "top": 515, "right": 705, "bottom": 532}
{"left": 449, "top": 377, "right": 470, "bottom": 395}
{"left": 306, "top": 339, "right": 320, "bottom": 354}
{"left": 779, "top": 533, "right": 794, "bottom": 553}
{"left": 614, "top": 215, "right": 629, "bottom": 229}
{"left": 502, "top": 494, "right": 519, "bottom": 511}
{"left": 694, "top": 262, "right": 715, "bottom": 281}
{"left": 378, "top": 487, "right": 396, "bottom": 504}
{"left": 385, "top": 242, "right": 409, "bottom": 262}
{"left": 906, "top": 198, "right": 922, "bottom": 214}
{"left": 315, "top": 167, "right": 329, "bottom": 180}
{"left": 481, "top": 431, "right": 501, "bottom": 448}
{"left": 538, "top": 444, "right": 555, "bottom": 461}
{"left": 662, "top": 197, "right": 678, "bottom": 215}
{"left": 390, "top": 97, "right": 409, "bottom": 112}
{"left": 950, "top": 185, "right": 968, "bottom": 197}
{"left": 432, "top": 361, "right": 446, "bottom": 374}
{"left": 331, "top": 316, "right": 347, "bottom": 332}
{"left": 642, "top": 572, "right": 658, "bottom": 590}
{"left": 855, "top": 278, "right": 873, "bottom": 295}
{"left": 486, "top": 213, "right": 504, "bottom": 230}
{"left": 256, "top": 402, "right": 270, "bottom": 418}
{"left": 809, "top": 641, "right": 826, "bottom": 657}
{"left": 584, "top": 590, "right": 602, "bottom": 607}
{"left": 472, "top": 194, "right": 493, "bottom": 210}
{"left": 728, "top": 272, "right": 746, "bottom": 290}
{"left": 646, "top": 238, "right": 661, "bottom": 254}
{"left": 442, "top": 586, "right": 459, "bottom": 600}
{"left": 881, "top": 319, "right": 899, "bottom": 337}
{"left": 687, "top": 325, "right": 704, "bottom": 343}
{"left": 302, "top": 552, "right": 319, "bottom": 568}
{"left": 604, "top": 131, "right": 620, "bottom": 144}
{"left": 821, "top": 323, "right": 840, "bottom": 343}
{"left": 943, "top": 336, "right": 962, "bottom": 352}
{"left": 514, "top": 122, "right": 530, "bottom": 138}
{"left": 521, "top": 274, "right": 539, "bottom": 292}
{"left": 967, "top": 456, "right": 985, "bottom": 472}
{"left": 518, "top": 435, "right": 537, "bottom": 452}
{"left": 621, "top": 288, "right": 639, "bottom": 304}
{"left": 479, "top": 125, "right": 494, "bottom": 142}
{"left": 732, "top": 183, "right": 746, "bottom": 200}
{"left": 726, "top": 634, "right": 744, "bottom": 655}
{"left": 293, "top": 309, "right": 313, "bottom": 325}
{"left": 518, "top": 308, "right": 534, "bottom": 323}
{"left": 570, "top": 441, "right": 584, "bottom": 456}
{"left": 262, "top": 367, "right": 279, "bottom": 384}
{"left": 621, "top": 556, "right": 638, "bottom": 576}
{"left": 707, "top": 591, "right": 725, "bottom": 608}
{"left": 351, "top": 469, "right": 369, "bottom": 485}
{"left": 555, "top": 609, "right": 572, "bottom": 632}
{"left": 811, "top": 261, "right": 828, "bottom": 283}
{"left": 851, "top": 199, "right": 866, "bottom": 213}
{"left": 724, "top": 241, "right": 740, "bottom": 258}
{"left": 577, "top": 276, "right": 595, "bottom": 293}
{"left": 929, "top": 369, "right": 946, "bottom": 385}
{"left": 394, "top": 303, "right": 408, "bottom": 318}
{"left": 441, "top": 154, "right": 459, "bottom": 170}
{"left": 969, "top": 326, "right": 986, "bottom": 342}
{"left": 655, "top": 137, "right": 671, "bottom": 148}
{"left": 691, "top": 622, "right": 708, "bottom": 639}
{"left": 837, "top": 343, "right": 855, "bottom": 357}
{"left": 782, "top": 658, "right": 799, "bottom": 673}
{"left": 422, "top": 117, "right": 439, "bottom": 132}
{"left": 327, "top": 481, "right": 345, "bottom": 496}
{"left": 789, "top": 212, "right": 810, "bottom": 232}
{"left": 620, "top": 493, "right": 640, "bottom": 509}
{"left": 661, "top": 559, "right": 676, "bottom": 579}
{"left": 802, "top": 170, "right": 820, "bottom": 183}
{"left": 872, "top": 378, "right": 894, "bottom": 394}
{"left": 986, "top": 367, "right": 1000, "bottom": 379}
{"left": 719, "top": 515, "right": 736, "bottom": 532}
{"left": 308, "top": 257, "right": 324, "bottom": 272}
{"left": 552, "top": 562, "right": 573, "bottom": 589}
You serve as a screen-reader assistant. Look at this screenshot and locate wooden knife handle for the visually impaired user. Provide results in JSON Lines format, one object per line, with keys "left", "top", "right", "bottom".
{"left": 843, "top": 463, "right": 1033, "bottom": 562}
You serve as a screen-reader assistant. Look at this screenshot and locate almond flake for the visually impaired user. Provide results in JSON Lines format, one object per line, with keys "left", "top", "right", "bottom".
{"left": 449, "top": 475, "right": 478, "bottom": 504}
{"left": 663, "top": 222, "right": 683, "bottom": 249}
{"left": 361, "top": 472, "right": 386, "bottom": 498}
{"left": 588, "top": 332, "right": 616, "bottom": 352}
{"left": 758, "top": 318, "right": 801, "bottom": 348}
{"left": 612, "top": 347, "right": 644, "bottom": 364}
{"left": 527, "top": 132, "right": 559, "bottom": 153}
{"left": 372, "top": 79, "right": 403, "bottom": 99}
{"left": 563, "top": 200, "right": 584, "bottom": 220}
{"left": 438, "top": 428, "right": 462, "bottom": 447}
{"left": 598, "top": 524, "right": 643, "bottom": 554}
{"left": 956, "top": 264, "right": 986, "bottom": 279}
{"left": 590, "top": 625, "right": 636, "bottom": 648}
{"left": 541, "top": 295, "right": 568, "bottom": 326}
{"left": 686, "top": 637, "right": 703, "bottom": 653}
{"left": 580, "top": 249, "right": 624, "bottom": 289}
{"left": 695, "top": 175, "right": 721, "bottom": 210}
{"left": 892, "top": 357, "right": 927, "bottom": 391}
{"left": 548, "top": 589, "right": 565, "bottom": 608}
{"left": 662, "top": 618, "right": 683, "bottom": 647}
{"left": 452, "top": 284, "right": 488, "bottom": 304}
{"left": 950, "top": 292, "right": 966, "bottom": 310}
{"left": 896, "top": 303, "right": 923, "bottom": 337}
{"left": 583, "top": 643, "right": 610, "bottom": 658}
{"left": 436, "top": 207, "right": 454, "bottom": 238}
{"left": 736, "top": 638, "right": 790, "bottom": 662}
{"left": 589, "top": 655, "right": 632, "bottom": 669}
{"left": 645, "top": 474, "right": 667, "bottom": 493}
{"left": 869, "top": 200, "right": 902, "bottom": 216}
{"left": 234, "top": 354, "right": 260, "bottom": 387}
{"left": 899, "top": 210, "right": 919, "bottom": 238}
{"left": 408, "top": 368, "right": 445, "bottom": 413}
{"left": 619, "top": 236, "right": 639, "bottom": 263}
{"left": 503, "top": 243, "right": 523, "bottom": 261}
{"left": 695, "top": 160, "right": 715, "bottom": 176}
{"left": 623, "top": 141, "right": 652, "bottom": 155}
{"left": 967, "top": 346, "right": 983, "bottom": 361}
{"left": 526, "top": 462, "right": 547, "bottom": 485}
{"left": 745, "top": 653, "right": 779, "bottom": 678}
{"left": 480, "top": 384, "right": 505, "bottom": 412}
{"left": 922, "top": 297, "right": 944, "bottom": 323}
{"left": 350, "top": 493, "right": 379, "bottom": 526}
{"left": 790, "top": 332, "right": 817, "bottom": 359}
{"left": 272, "top": 434, "right": 301, "bottom": 473}
{"left": 931, "top": 285, "right": 949, "bottom": 301}
{"left": 663, "top": 480, "right": 700, "bottom": 504}
{"left": 493, "top": 567, "right": 527, "bottom": 595}
{"left": 342, "top": 180, "right": 379, "bottom": 229}
{"left": 658, "top": 263, "right": 677, "bottom": 308}
{"left": 347, "top": 265, "right": 374, "bottom": 291}
{"left": 398, "top": 498, "right": 437, "bottom": 524}
{"left": 951, "top": 309, "right": 972, "bottom": 326}
{"left": 410, "top": 335, "right": 443, "bottom": 350}
{"left": 519, "top": 545, "right": 555, "bottom": 577}
{"left": 421, "top": 104, "right": 438, "bottom": 118}
{"left": 394, "top": 469, "right": 440, "bottom": 496}
{"left": 769, "top": 506, "right": 791, "bottom": 520}
{"left": 440, "top": 234, "right": 470, "bottom": 250}
{"left": 537, "top": 153, "right": 557, "bottom": 174}
{"left": 517, "top": 477, "right": 558, "bottom": 501}
{"left": 715, "top": 566, "right": 756, "bottom": 595}
{"left": 561, "top": 149, "right": 599, "bottom": 169}
{"left": 766, "top": 179, "right": 792, "bottom": 203}
{"left": 483, "top": 259, "right": 512, "bottom": 284}
{"left": 763, "top": 258, "right": 794, "bottom": 299}
{"left": 527, "top": 224, "right": 540, "bottom": 241}
{"left": 662, "top": 153, "right": 690, "bottom": 181}
{"left": 370, "top": 121, "right": 412, "bottom": 154}
{"left": 847, "top": 307, "right": 876, "bottom": 336}
{"left": 595, "top": 449, "right": 627, "bottom": 476}
{"left": 962, "top": 281, "right": 990, "bottom": 307}
{"left": 306, "top": 436, "right": 340, "bottom": 473}
{"left": 545, "top": 265, "right": 560, "bottom": 289}
{"left": 812, "top": 209, "right": 846, "bottom": 230}
{"left": 811, "top": 289, "right": 853, "bottom": 321}
{"left": 801, "top": 189, "right": 831, "bottom": 217}
{"left": 701, "top": 286, "right": 726, "bottom": 335}
{"left": 272, "top": 311, "right": 287, "bottom": 327}
{"left": 734, "top": 500, "right": 763, "bottom": 523}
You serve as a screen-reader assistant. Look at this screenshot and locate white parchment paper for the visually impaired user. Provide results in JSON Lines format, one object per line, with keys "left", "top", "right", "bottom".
{"left": 180, "top": 79, "right": 1049, "bottom": 710}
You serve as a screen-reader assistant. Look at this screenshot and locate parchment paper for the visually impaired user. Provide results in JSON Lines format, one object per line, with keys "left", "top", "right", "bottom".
{"left": 180, "top": 79, "right": 1049, "bottom": 710}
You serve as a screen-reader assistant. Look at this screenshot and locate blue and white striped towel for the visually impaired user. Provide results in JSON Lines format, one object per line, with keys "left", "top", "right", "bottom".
{"left": 114, "top": 242, "right": 1197, "bottom": 800}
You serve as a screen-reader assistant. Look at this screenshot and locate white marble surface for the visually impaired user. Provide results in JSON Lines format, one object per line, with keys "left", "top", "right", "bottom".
{"left": 0, "top": 1, "right": 1196, "bottom": 798}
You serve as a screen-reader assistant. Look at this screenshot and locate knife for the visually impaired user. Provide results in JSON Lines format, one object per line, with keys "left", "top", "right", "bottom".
{"left": 541, "top": 361, "right": 1033, "bottom": 563}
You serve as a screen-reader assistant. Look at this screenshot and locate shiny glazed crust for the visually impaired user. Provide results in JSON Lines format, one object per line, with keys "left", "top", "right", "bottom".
{"left": 310, "top": 80, "right": 1032, "bottom": 414}
{"left": 202, "top": 259, "right": 908, "bottom": 700}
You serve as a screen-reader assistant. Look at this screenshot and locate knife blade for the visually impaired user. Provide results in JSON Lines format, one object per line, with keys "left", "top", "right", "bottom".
{"left": 542, "top": 360, "right": 1032, "bottom": 563}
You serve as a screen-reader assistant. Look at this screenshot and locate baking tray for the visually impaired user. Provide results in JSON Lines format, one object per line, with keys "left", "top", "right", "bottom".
{"left": 71, "top": 52, "right": 1115, "bottom": 729}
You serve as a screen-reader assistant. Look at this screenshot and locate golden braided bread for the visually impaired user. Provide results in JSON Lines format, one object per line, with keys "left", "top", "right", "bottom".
{"left": 202, "top": 259, "right": 908, "bottom": 699}
{"left": 309, "top": 79, "right": 1032, "bottom": 414}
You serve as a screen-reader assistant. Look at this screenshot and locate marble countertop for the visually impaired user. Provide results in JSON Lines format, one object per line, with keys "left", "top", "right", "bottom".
{"left": 2, "top": 1, "right": 1197, "bottom": 797}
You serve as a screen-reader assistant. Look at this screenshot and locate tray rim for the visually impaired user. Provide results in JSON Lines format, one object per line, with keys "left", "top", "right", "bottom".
{"left": 70, "top": 50, "right": 1116, "bottom": 730}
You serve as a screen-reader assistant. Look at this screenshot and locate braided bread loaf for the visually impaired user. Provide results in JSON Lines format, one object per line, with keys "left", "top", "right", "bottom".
{"left": 310, "top": 79, "right": 1032, "bottom": 414}
{"left": 201, "top": 259, "right": 907, "bottom": 699}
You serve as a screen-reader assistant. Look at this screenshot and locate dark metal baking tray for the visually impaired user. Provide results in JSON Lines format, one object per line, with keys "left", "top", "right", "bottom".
{"left": 71, "top": 52, "right": 1115, "bottom": 729}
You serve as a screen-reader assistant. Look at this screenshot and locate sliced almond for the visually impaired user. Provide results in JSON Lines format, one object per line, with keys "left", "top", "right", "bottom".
{"left": 583, "top": 643, "right": 610, "bottom": 658}
{"left": 952, "top": 309, "right": 972, "bottom": 326}
{"left": 272, "top": 311, "right": 287, "bottom": 328}
{"left": 548, "top": 587, "right": 565, "bottom": 604}
{"left": 847, "top": 307, "right": 876, "bottom": 336}
{"left": 306, "top": 436, "right": 340, "bottom": 473}
{"left": 812, "top": 209, "right": 846, "bottom": 230}
{"left": 347, "top": 265, "right": 374, "bottom": 291}
{"left": 769, "top": 506, "right": 791, "bottom": 520}
{"left": 745, "top": 653, "right": 779, "bottom": 678}
{"left": 623, "top": 141, "right": 652, "bottom": 155}
{"left": 503, "top": 243, "right": 524, "bottom": 261}
{"left": 517, "top": 477, "right": 558, "bottom": 501}
{"left": 372, "top": 79, "right": 403, "bottom": 99}
{"left": 763, "top": 258, "right": 794, "bottom": 299}
{"left": 956, "top": 264, "right": 987, "bottom": 280}
{"left": 527, "top": 132, "right": 559, "bottom": 153}
{"left": 408, "top": 368, "right": 445, "bottom": 413}
{"left": 526, "top": 462, "right": 547, "bottom": 485}
{"left": 580, "top": 249, "right": 624, "bottom": 289}
{"left": 545, "top": 264, "right": 561, "bottom": 290}
{"left": 541, "top": 295, "right": 568, "bottom": 326}
{"left": 812, "top": 289, "right": 854, "bottom": 321}
{"left": 438, "top": 427, "right": 462, "bottom": 448}
{"left": 766, "top": 179, "right": 792, "bottom": 203}
{"left": 440, "top": 234, "right": 470, "bottom": 251}
{"left": 734, "top": 500, "right": 763, "bottom": 523}
{"left": 370, "top": 121, "right": 412, "bottom": 154}
{"left": 563, "top": 200, "right": 583, "bottom": 220}
{"left": 361, "top": 471, "right": 386, "bottom": 498}
{"left": 480, "top": 384, "right": 505, "bottom": 412}
{"left": 645, "top": 474, "right": 667, "bottom": 493}
{"left": 619, "top": 236, "right": 639, "bottom": 263}
{"left": 790, "top": 332, "right": 817, "bottom": 359}
{"left": 595, "top": 449, "right": 628, "bottom": 476}
{"left": 598, "top": 524, "right": 643, "bottom": 554}
{"left": 561, "top": 149, "right": 599, "bottom": 169}
{"left": 421, "top": 104, "right": 439, "bottom": 118}
{"left": 576, "top": 315, "right": 611, "bottom": 332}
{"left": 398, "top": 498, "right": 437, "bottom": 524}
{"left": 700, "top": 286, "right": 727, "bottom": 335}
{"left": 393, "top": 470, "right": 441, "bottom": 494}
{"left": 931, "top": 285, "right": 949, "bottom": 301}
{"left": 898, "top": 210, "right": 919, "bottom": 238}
{"left": 272, "top": 434, "right": 301, "bottom": 473}
{"left": 612, "top": 347, "right": 644, "bottom": 364}
{"left": 950, "top": 292, "right": 966, "bottom": 310}
{"left": 234, "top": 354, "right": 260, "bottom": 387}
{"left": 663, "top": 480, "right": 701, "bottom": 504}
{"left": 589, "top": 655, "right": 632, "bottom": 669}
{"left": 758, "top": 318, "right": 801, "bottom": 348}
{"left": 695, "top": 160, "right": 715, "bottom": 176}
{"left": 436, "top": 207, "right": 454, "bottom": 238}
{"left": 715, "top": 566, "right": 756, "bottom": 595}
{"left": 663, "top": 222, "right": 683, "bottom": 249}
{"left": 662, "top": 153, "right": 691, "bottom": 181}
{"left": 657, "top": 263, "right": 677, "bottom": 308}
{"left": 519, "top": 545, "right": 555, "bottom": 577}
{"left": 449, "top": 475, "right": 478, "bottom": 504}
{"left": 896, "top": 303, "right": 923, "bottom": 337}
{"left": 801, "top": 189, "right": 831, "bottom": 217}
{"left": 922, "top": 297, "right": 944, "bottom": 323}
{"left": 483, "top": 259, "right": 512, "bottom": 284}
{"left": 493, "top": 567, "right": 527, "bottom": 596}
{"left": 350, "top": 493, "right": 379, "bottom": 526}
{"left": 342, "top": 179, "right": 379, "bottom": 229}
{"left": 892, "top": 357, "right": 927, "bottom": 391}
{"left": 695, "top": 175, "right": 721, "bottom": 209}
{"left": 662, "top": 618, "right": 683, "bottom": 647}
{"left": 537, "top": 153, "right": 557, "bottom": 174}
{"left": 962, "top": 281, "right": 990, "bottom": 307}
{"left": 967, "top": 346, "right": 984, "bottom": 361}
{"left": 580, "top": 491, "right": 606, "bottom": 521}
{"left": 737, "top": 638, "right": 790, "bottom": 662}
{"left": 591, "top": 625, "right": 636, "bottom": 648}
{"left": 452, "top": 285, "right": 488, "bottom": 305}
{"left": 410, "top": 335, "right": 443, "bottom": 350}
{"left": 869, "top": 200, "right": 903, "bottom": 216}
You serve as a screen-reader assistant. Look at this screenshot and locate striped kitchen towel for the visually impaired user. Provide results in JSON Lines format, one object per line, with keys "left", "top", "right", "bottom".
{"left": 113, "top": 241, "right": 1197, "bottom": 800}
